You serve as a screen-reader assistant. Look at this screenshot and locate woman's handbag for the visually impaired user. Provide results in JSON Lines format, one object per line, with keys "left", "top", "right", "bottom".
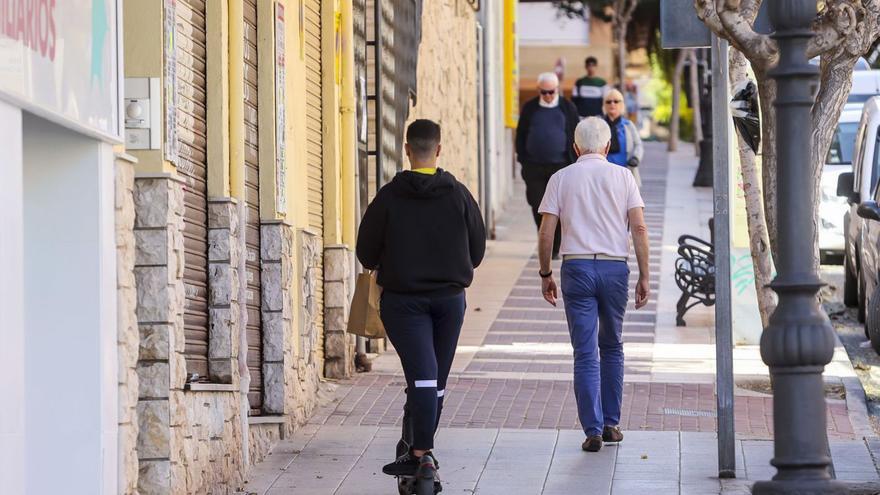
{"left": 346, "top": 270, "right": 386, "bottom": 339}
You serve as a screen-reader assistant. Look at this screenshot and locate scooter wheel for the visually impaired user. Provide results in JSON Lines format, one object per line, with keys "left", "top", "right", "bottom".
{"left": 414, "top": 475, "right": 434, "bottom": 495}
{"left": 397, "top": 476, "right": 413, "bottom": 495}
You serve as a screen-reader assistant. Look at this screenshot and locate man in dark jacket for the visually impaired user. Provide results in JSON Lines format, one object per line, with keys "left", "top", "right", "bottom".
{"left": 357, "top": 119, "right": 486, "bottom": 477}
{"left": 515, "top": 72, "right": 580, "bottom": 257}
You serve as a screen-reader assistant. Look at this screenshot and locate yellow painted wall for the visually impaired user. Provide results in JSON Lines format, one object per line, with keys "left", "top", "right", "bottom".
{"left": 322, "top": 0, "right": 342, "bottom": 246}
{"left": 207, "top": 1, "right": 231, "bottom": 198}
{"left": 286, "top": 0, "right": 310, "bottom": 229}
{"left": 258, "top": 0, "right": 280, "bottom": 219}
{"left": 122, "top": 0, "right": 173, "bottom": 174}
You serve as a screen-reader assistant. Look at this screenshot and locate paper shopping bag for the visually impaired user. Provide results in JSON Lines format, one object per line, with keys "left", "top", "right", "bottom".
{"left": 347, "top": 270, "right": 386, "bottom": 339}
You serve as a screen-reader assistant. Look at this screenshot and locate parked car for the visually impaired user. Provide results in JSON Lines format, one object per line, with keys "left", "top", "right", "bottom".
{"left": 838, "top": 97, "right": 880, "bottom": 339}
{"left": 820, "top": 108, "right": 862, "bottom": 260}
{"left": 819, "top": 61, "right": 880, "bottom": 262}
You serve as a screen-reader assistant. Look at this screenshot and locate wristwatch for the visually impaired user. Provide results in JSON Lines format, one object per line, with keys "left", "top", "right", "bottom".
{"left": 539, "top": 270, "right": 553, "bottom": 278}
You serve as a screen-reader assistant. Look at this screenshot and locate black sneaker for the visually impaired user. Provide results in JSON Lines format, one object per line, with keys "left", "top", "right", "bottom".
{"left": 383, "top": 452, "right": 420, "bottom": 476}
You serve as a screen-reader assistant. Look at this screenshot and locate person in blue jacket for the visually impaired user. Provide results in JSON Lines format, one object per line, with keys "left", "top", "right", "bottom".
{"left": 602, "top": 88, "right": 644, "bottom": 187}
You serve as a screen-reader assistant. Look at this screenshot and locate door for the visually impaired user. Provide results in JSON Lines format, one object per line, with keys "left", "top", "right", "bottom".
{"left": 243, "top": 0, "right": 264, "bottom": 413}
{"left": 176, "top": 0, "right": 210, "bottom": 380}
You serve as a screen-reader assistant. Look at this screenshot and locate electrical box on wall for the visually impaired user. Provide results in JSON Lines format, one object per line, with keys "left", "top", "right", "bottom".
{"left": 124, "top": 78, "right": 161, "bottom": 150}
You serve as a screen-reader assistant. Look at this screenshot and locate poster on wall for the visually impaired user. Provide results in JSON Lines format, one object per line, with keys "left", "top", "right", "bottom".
{"left": 0, "top": 0, "right": 122, "bottom": 142}
{"left": 163, "top": 0, "right": 179, "bottom": 163}
{"left": 275, "top": 2, "right": 287, "bottom": 215}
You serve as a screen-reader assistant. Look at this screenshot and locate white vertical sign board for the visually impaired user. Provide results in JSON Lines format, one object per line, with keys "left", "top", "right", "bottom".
{"left": 275, "top": 2, "right": 287, "bottom": 215}
{"left": 0, "top": 0, "right": 122, "bottom": 142}
{"left": 164, "top": 0, "right": 179, "bottom": 163}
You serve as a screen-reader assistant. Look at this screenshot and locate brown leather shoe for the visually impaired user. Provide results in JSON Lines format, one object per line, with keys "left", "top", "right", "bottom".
{"left": 582, "top": 435, "right": 603, "bottom": 452}
{"left": 603, "top": 425, "right": 624, "bottom": 443}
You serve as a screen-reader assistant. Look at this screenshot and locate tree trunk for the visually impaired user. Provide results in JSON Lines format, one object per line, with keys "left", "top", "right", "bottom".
{"left": 689, "top": 49, "right": 703, "bottom": 156}
{"left": 617, "top": 22, "right": 628, "bottom": 87}
{"left": 669, "top": 49, "right": 687, "bottom": 152}
{"left": 729, "top": 48, "right": 776, "bottom": 327}
{"left": 754, "top": 74, "right": 778, "bottom": 262}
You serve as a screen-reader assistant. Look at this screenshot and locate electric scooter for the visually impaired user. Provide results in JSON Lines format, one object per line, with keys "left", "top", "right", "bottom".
{"left": 393, "top": 401, "right": 442, "bottom": 495}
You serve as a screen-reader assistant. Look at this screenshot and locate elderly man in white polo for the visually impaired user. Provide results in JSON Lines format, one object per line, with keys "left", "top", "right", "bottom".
{"left": 536, "top": 117, "right": 651, "bottom": 452}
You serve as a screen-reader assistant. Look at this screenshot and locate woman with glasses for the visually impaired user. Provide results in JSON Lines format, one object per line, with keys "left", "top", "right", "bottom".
{"left": 602, "top": 88, "right": 644, "bottom": 187}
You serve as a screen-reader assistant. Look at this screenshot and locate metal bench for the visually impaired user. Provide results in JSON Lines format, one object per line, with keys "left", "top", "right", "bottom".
{"left": 674, "top": 233, "right": 716, "bottom": 326}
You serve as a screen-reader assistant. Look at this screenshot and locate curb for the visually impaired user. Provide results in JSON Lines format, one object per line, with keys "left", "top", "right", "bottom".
{"left": 842, "top": 375, "right": 879, "bottom": 440}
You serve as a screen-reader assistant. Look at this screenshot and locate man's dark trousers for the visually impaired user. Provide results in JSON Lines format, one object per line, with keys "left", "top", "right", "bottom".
{"left": 380, "top": 291, "right": 466, "bottom": 451}
{"left": 522, "top": 163, "right": 566, "bottom": 255}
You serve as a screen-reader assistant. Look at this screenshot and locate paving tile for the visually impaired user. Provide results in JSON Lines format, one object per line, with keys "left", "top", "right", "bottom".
{"left": 475, "top": 430, "right": 557, "bottom": 494}
{"left": 265, "top": 454, "right": 360, "bottom": 493}
{"left": 610, "top": 479, "right": 680, "bottom": 494}
{"left": 299, "top": 425, "right": 379, "bottom": 456}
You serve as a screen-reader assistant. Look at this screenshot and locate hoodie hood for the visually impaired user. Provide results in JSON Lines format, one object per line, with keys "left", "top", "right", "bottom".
{"left": 389, "top": 168, "right": 457, "bottom": 199}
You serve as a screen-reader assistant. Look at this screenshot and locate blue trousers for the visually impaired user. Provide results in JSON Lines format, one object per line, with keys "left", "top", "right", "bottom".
{"left": 561, "top": 260, "right": 629, "bottom": 437}
{"left": 380, "top": 291, "right": 466, "bottom": 450}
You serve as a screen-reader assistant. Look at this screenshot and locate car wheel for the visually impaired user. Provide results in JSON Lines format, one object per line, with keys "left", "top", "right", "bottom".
{"left": 844, "top": 252, "right": 859, "bottom": 307}
{"left": 859, "top": 268, "right": 867, "bottom": 324}
{"left": 867, "top": 288, "right": 880, "bottom": 355}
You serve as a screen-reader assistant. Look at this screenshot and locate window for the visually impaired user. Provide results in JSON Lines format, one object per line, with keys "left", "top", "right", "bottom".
{"left": 848, "top": 93, "right": 880, "bottom": 104}
{"left": 827, "top": 122, "right": 859, "bottom": 164}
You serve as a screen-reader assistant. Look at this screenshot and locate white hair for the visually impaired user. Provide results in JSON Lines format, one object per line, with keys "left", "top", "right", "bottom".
{"left": 604, "top": 87, "right": 624, "bottom": 100}
{"left": 574, "top": 117, "right": 612, "bottom": 153}
{"left": 537, "top": 72, "right": 559, "bottom": 86}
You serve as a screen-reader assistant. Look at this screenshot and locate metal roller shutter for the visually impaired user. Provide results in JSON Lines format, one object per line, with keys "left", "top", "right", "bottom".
{"left": 176, "top": 0, "right": 210, "bottom": 380}
{"left": 304, "top": 0, "right": 324, "bottom": 346}
{"left": 243, "top": 0, "right": 264, "bottom": 414}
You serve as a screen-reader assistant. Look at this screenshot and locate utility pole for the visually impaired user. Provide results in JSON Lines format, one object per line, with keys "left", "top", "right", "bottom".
{"left": 710, "top": 34, "right": 734, "bottom": 479}
{"left": 752, "top": 2, "right": 846, "bottom": 493}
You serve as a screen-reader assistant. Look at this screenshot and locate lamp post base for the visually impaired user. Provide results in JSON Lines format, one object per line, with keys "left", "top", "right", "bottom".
{"left": 752, "top": 479, "right": 848, "bottom": 495}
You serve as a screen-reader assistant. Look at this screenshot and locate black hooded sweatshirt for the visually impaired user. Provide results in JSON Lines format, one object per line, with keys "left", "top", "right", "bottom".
{"left": 356, "top": 168, "right": 487, "bottom": 296}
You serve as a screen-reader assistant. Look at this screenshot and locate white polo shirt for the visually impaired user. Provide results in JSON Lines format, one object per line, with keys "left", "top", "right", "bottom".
{"left": 538, "top": 153, "right": 645, "bottom": 258}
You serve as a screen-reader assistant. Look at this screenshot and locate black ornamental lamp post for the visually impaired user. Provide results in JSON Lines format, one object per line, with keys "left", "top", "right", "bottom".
{"left": 752, "top": 1, "right": 846, "bottom": 494}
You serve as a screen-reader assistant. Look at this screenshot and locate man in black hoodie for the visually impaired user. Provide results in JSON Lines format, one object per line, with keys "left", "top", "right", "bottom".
{"left": 357, "top": 119, "right": 486, "bottom": 477}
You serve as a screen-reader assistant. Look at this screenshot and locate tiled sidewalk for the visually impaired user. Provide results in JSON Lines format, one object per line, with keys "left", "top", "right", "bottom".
{"left": 245, "top": 143, "right": 877, "bottom": 494}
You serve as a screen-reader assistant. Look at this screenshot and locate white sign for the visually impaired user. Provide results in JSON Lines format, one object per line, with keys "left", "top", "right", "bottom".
{"left": 275, "top": 2, "right": 286, "bottom": 215}
{"left": 163, "top": 0, "right": 178, "bottom": 163}
{"left": 0, "top": 0, "right": 122, "bottom": 142}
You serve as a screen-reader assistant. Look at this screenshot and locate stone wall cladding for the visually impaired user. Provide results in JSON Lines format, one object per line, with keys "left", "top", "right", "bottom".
{"left": 176, "top": 390, "right": 243, "bottom": 492}
{"left": 134, "top": 182, "right": 248, "bottom": 494}
{"left": 261, "top": 222, "right": 293, "bottom": 415}
{"left": 166, "top": 198, "right": 247, "bottom": 494}
{"left": 133, "top": 176, "right": 186, "bottom": 494}
{"left": 207, "top": 199, "right": 242, "bottom": 383}
{"left": 292, "top": 229, "right": 323, "bottom": 424}
{"left": 116, "top": 156, "right": 139, "bottom": 495}
{"left": 408, "top": 0, "right": 479, "bottom": 194}
{"left": 248, "top": 423, "right": 283, "bottom": 466}
{"left": 324, "top": 245, "right": 355, "bottom": 379}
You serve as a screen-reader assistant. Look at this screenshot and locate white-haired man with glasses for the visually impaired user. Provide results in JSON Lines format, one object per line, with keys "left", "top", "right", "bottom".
{"left": 537, "top": 117, "right": 650, "bottom": 453}
{"left": 515, "top": 72, "right": 580, "bottom": 258}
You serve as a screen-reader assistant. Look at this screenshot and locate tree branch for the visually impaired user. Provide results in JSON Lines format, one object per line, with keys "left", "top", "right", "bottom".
{"left": 694, "top": 0, "right": 726, "bottom": 41}
{"left": 716, "top": 0, "right": 777, "bottom": 70}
